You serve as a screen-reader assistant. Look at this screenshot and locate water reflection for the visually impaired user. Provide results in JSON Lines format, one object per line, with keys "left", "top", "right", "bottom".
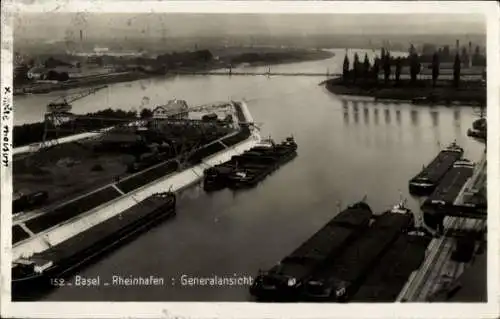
{"left": 363, "top": 106, "right": 370, "bottom": 125}
{"left": 353, "top": 101, "right": 359, "bottom": 113}
{"left": 395, "top": 109, "right": 401, "bottom": 125}
{"left": 430, "top": 110, "right": 439, "bottom": 127}
{"left": 342, "top": 100, "right": 349, "bottom": 125}
{"left": 353, "top": 101, "right": 359, "bottom": 124}
{"left": 384, "top": 108, "right": 391, "bottom": 125}
{"left": 453, "top": 109, "right": 461, "bottom": 127}
{"left": 374, "top": 108, "right": 379, "bottom": 125}
{"left": 410, "top": 109, "right": 419, "bottom": 126}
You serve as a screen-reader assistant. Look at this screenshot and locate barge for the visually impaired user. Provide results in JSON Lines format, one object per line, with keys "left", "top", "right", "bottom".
{"left": 467, "top": 128, "right": 486, "bottom": 140}
{"left": 422, "top": 159, "right": 475, "bottom": 231}
{"left": 408, "top": 141, "right": 464, "bottom": 196}
{"left": 302, "top": 200, "right": 415, "bottom": 302}
{"left": 203, "top": 136, "right": 297, "bottom": 191}
{"left": 12, "top": 192, "right": 176, "bottom": 299}
{"left": 249, "top": 201, "right": 373, "bottom": 301}
{"left": 352, "top": 232, "right": 432, "bottom": 302}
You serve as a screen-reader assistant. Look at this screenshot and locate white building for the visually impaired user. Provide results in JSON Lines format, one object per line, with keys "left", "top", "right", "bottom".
{"left": 152, "top": 99, "right": 189, "bottom": 120}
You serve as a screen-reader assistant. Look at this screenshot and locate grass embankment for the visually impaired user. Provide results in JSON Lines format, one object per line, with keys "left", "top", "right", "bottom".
{"left": 325, "top": 77, "right": 485, "bottom": 106}
{"left": 14, "top": 141, "right": 134, "bottom": 207}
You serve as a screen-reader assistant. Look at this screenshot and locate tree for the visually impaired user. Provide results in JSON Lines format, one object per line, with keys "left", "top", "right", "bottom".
{"left": 383, "top": 51, "right": 391, "bottom": 84}
{"left": 380, "top": 48, "right": 386, "bottom": 61}
{"left": 409, "top": 53, "right": 420, "bottom": 85}
{"left": 453, "top": 53, "right": 461, "bottom": 88}
{"left": 431, "top": 52, "right": 440, "bottom": 87}
{"left": 408, "top": 44, "right": 416, "bottom": 56}
{"left": 443, "top": 45, "right": 450, "bottom": 59}
{"left": 353, "top": 52, "right": 360, "bottom": 83}
{"left": 461, "top": 47, "right": 469, "bottom": 67}
{"left": 395, "top": 57, "right": 402, "bottom": 85}
{"left": 342, "top": 52, "right": 350, "bottom": 82}
{"left": 46, "top": 70, "right": 60, "bottom": 81}
{"left": 372, "top": 57, "right": 380, "bottom": 83}
{"left": 14, "top": 64, "right": 30, "bottom": 85}
{"left": 140, "top": 108, "right": 153, "bottom": 119}
{"left": 473, "top": 45, "right": 481, "bottom": 66}
{"left": 363, "top": 53, "right": 370, "bottom": 78}
{"left": 58, "top": 72, "right": 70, "bottom": 82}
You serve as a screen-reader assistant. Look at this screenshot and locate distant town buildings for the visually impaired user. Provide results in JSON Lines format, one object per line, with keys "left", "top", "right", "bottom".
{"left": 69, "top": 46, "right": 144, "bottom": 58}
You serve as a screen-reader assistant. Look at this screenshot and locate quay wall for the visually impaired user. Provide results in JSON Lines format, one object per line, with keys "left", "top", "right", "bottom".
{"left": 12, "top": 101, "right": 260, "bottom": 261}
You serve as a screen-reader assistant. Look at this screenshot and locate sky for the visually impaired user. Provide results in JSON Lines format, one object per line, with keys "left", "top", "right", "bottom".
{"left": 14, "top": 13, "right": 486, "bottom": 41}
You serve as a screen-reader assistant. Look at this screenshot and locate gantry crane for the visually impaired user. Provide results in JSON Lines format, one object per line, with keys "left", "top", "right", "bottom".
{"left": 41, "top": 85, "right": 109, "bottom": 149}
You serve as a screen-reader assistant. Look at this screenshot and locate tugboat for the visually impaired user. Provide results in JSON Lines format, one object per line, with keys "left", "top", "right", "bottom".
{"left": 467, "top": 117, "right": 486, "bottom": 141}
{"left": 408, "top": 141, "right": 464, "bottom": 196}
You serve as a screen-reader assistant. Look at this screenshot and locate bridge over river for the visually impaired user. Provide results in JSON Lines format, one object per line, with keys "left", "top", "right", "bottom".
{"left": 173, "top": 70, "right": 341, "bottom": 77}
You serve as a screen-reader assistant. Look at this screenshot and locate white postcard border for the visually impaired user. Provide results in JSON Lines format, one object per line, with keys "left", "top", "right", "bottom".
{"left": 1, "top": 1, "right": 499, "bottom": 318}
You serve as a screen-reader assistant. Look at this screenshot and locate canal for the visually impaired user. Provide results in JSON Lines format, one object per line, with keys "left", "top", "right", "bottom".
{"left": 14, "top": 49, "right": 484, "bottom": 301}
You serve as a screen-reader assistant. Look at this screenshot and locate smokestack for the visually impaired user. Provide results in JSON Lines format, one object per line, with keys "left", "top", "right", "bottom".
{"left": 468, "top": 41, "right": 473, "bottom": 68}
{"left": 80, "top": 29, "right": 83, "bottom": 42}
{"left": 455, "top": 39, "right": 459, "bottom": 54}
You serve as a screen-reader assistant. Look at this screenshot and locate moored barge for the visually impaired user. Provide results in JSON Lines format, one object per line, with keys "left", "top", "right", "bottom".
{"left": 12, "top": 192, "right": 176, "bottom": 299}
{"left": 408, "top": 141, "right": 464, "bottom": 196}
{"left": 421, "top": 159, "right": 475, "bottom": 230}
{"left": 249, "top": 201, "right": 373, "bottom": 301}
{"left": 203, "top": 136, "right": 297, "bottom": 191}
{"left": 302, "top": 200, "right": 415, "bottom": 302}
{"left": 352, "top": 232, "right": 432, "bottom": 302}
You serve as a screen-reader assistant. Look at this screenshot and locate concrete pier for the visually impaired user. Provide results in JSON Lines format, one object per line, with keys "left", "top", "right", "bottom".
{"left": 396, "top": 216, "right": 486, "bottom": 301}
{"left": 12, "top": 100, "right": 261, "bottom": 261}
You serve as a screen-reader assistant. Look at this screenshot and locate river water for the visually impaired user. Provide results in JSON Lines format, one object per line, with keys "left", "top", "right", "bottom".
{"left": 14, "top": 49, "right": 484, "bottom": 301}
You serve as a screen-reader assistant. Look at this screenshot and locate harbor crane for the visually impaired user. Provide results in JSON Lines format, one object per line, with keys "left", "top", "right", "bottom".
{"left": 41, "top": 85, "right": 109, "bottom": 149}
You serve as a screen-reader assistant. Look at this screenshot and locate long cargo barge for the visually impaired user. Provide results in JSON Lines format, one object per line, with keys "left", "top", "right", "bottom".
{"left": 408, "top": 141, "right": 464, "bottom": 196}
{"left": 12, "top": 192, "right": 176, "bottom": 300}
{"left": 422, "top": 159, "right": 475, "bottom": 211}
{"left": 249, "top": 201, "right": 373, "bottom": 301}
{"left": 301, "top": 201, "right": 415, "bottom": 302}
{"left": 352, "top": 232, "right": 432, "bottom": 302}
{"left": 422, "top": 159, "right": 475, "bottom": 230}
{"left": 204, "top": 136, "right": 297, "bottom": 191}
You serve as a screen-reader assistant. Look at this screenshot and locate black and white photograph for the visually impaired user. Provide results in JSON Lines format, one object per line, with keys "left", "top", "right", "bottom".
{"left": 1, "top": 1, "right": 499, "bottom": 318}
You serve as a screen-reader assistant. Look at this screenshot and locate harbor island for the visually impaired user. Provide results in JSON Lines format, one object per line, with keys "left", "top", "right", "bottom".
{"left": 325, "top": 42, "right": 486, "bottom": 107}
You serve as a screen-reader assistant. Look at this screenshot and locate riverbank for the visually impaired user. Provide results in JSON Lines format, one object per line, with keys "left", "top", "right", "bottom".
{"left": 14, "top": 49, "right": 334, "bottom": 96}
{"left": 14, "top": 71, "right": 153, "bottom": 95}
{"left": 324, "top": 77, "right": 486, "bottom": 106}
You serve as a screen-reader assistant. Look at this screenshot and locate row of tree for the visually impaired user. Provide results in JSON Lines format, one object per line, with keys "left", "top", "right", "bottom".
{"left": 420, "top": 43, "right": 486, "bottom": 66}
{"left": 342, "top": 46, "right": 464, "bottom": 88}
